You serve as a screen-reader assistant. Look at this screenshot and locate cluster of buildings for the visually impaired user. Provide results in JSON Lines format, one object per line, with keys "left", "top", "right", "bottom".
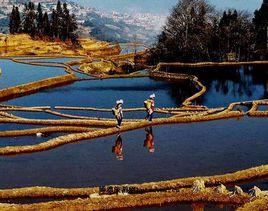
{"left": 0, "top": 0, "right": 165, "bottom": 30}
{"left": 0, "top": 0, "right": 166, "bottom": 42}
{"left": 104, "top": 11, "right": 166, "bottom": 31}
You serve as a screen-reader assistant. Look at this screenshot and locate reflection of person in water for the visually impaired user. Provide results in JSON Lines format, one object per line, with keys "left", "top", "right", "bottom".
{"left": 144, "top": 127, "right": 155, "bottom": 153}
{"left": 112, "top": 134, "right": 123, "bottom": 160}
{"left": 191, "top": 203, "right": 205, "bottom": 211}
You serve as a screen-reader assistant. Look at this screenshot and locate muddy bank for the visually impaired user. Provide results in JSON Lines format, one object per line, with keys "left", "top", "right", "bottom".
{"left": 0, "top": 188, "right": 249, "bottom": 211}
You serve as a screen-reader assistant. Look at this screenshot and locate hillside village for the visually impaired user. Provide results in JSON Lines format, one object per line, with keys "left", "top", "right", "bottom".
{"left": 0, "top": 0, "right": 166, "bottom": 43}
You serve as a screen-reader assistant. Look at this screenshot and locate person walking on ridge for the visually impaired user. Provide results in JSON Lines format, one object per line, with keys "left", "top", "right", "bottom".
{"left": 113, "top": 99, "right": 124, "bottom": 128}
{"left": 144, "top": 93, "right": 155, "bottom": 121}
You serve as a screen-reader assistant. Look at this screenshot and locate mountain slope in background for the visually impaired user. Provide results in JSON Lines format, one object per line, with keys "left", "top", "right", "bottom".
{"left": 0, "top": 0, "right": 166, "bottom": 43}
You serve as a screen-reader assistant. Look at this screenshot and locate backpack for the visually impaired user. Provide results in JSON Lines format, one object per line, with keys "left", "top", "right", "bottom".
{"left": 144, "top": 100, "right": 151, "bottom": 109}
{"left": 112, "top": 108, "right": 119, "bottom": 116}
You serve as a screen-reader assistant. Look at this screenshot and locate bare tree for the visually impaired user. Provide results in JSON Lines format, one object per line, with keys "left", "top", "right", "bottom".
{"left": 149, "top": 0, "right": 216, "bottom": 63}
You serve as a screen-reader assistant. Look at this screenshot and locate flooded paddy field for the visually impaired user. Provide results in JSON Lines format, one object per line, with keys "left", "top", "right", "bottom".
{"left": 0, "top": 123, "right": 44, "bottom": 131}
{"left": 5, "top": 76, "right": 194, "bottom": 120}
{"left": 0, "top": 58, "right": 268, "bottom": 210}
{"left": 0, "top": 59, "right": 67, "bottom": 89}
{"left": 0, "top": 117, "right": 267, "bottom": 189}
{"left": 2, "top": 61, "right": 267, "bottom": 111}
{"left": 5, "top": 77, "right": 187, "bottom": 108}
{"left": 0, "top": 133, "right": 62, "bottom": 147}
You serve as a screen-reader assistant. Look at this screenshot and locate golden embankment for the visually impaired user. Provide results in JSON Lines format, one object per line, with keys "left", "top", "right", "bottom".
{"left": 248, "top": 101, "right": 268, "bottom": 117}
{"left": 157, "top": 61, "right": 268, "bottom": 68}
{"left": 237, "top": 197, "right": 268, "bottom": 211}
{"left": 0, "top": 188, "right": 250, "bottom": 211}
{"left": 0, "top": 126, "right": 93, "bottom": 137}
{"left": 149, "top": 70, "right": 207, "bottom": 106}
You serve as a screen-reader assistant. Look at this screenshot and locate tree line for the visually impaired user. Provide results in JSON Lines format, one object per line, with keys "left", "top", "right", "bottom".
{"left": 148, "top": 0, "right": 268, "bottom": 64}
{"left": 9, "top": 1, "right": 79, "bottom": 45}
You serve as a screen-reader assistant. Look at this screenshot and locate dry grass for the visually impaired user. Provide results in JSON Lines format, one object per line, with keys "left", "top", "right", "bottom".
{"left": 0, "top": 34, "right": 120, "bottom": 58}
{"left": 80, "top": 60, "right": 117, "bottom": 74}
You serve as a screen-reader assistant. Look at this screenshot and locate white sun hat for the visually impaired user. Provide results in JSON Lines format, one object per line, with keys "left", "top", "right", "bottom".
{"left": 116, "top": 99, "right": 124, "bottom": 105}
{"left": 150, "top": 93, "right": 155, "bottom": 99}
{"left": 36, "top": 132, "right": 43, "bottom": 137}
{"left": 149, "top": 148, "right": 155, "bottom": 153}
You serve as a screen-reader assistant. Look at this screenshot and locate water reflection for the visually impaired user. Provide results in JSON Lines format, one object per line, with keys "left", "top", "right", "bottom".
{"left": 191, "top": 203, "right": 205, "bottom": 211}
{"left": 168, "top": 65, "right": 268, "bottom": 107}
{"left": 144, "top": 127, "right": 155, "bottom": 153}
{"left": 112, "top": 134, "right": 124, "bottom": 160}
{"left": 112, "top": 127, "right": 155, "bottom": 160}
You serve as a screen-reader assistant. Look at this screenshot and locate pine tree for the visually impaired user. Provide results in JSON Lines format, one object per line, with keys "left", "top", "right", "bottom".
{"left": 22, "top": 2, "right": 37, "bottom": 37}
{"left": 69, "top": 14, "right": 79, "bottom": 45}
{"left": 218, "top": 10, "right": 253, "bottom": 60}
{"left": 43, "top": 12, "right": 50, "bottom": 38}
{"left": 62, "top": 2, "right": 70, "bottom": 41}
{"left": 9, "top": 6, "right": 22, "bottom": 34}
{"left": 9, "top": 1, "right": 79, "bottom": 43}
{"left": 50, "top": 9, "right": 58, "bottom": 40}
{"left": 9, "top": 6, "right": 15, "bottom": 34}
{"left": 37, "top": 3, "right": 43, "bottom": 35}
{"left": 253, "top": 1, "right": 268, "bottom": 54}
{"left": 56, "top": 0, "right": 63, "bottom": 15}
{"left": 56, "top": 0, "right": 63, "bottom": 39}
{"left": 14, "top": 7, "right": 21, "bottom": 33}
{"left": 61, "top": 2, "right": 79, "bottom": 44}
